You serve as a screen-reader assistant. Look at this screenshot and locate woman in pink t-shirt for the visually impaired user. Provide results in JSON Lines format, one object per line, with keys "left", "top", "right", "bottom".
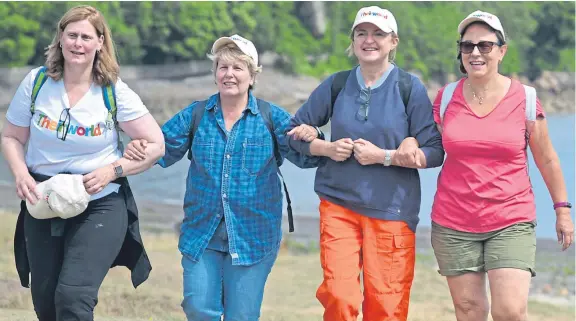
{"left": 430, "top": 10, "right": 574, "bottom": 321}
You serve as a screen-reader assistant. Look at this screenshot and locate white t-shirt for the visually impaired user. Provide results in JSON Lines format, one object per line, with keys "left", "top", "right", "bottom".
{"left": 6, "top": 66, "right": 149, "bottom": 200}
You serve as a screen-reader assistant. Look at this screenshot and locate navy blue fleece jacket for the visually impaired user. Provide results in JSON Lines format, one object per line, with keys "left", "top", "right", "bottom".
{"left": 287, "top": 66, "right": 444, "bottom": 231}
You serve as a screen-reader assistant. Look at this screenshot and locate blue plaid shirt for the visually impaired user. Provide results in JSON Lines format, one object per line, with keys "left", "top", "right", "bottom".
{"left": 158, "top": 92, "right": 317, "bottom": 265}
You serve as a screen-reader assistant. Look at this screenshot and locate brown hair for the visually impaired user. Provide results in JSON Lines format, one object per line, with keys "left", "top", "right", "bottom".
{"left": 44, "top": 5, "right": 119, "bottom": 86}
{"left": 457, "top": 21, "right": 506, "bottom": 74}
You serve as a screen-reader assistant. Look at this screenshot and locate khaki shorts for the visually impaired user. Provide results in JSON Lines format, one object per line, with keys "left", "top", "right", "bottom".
{"left": 431, "top": 221, "right": 536, "bottom": 277}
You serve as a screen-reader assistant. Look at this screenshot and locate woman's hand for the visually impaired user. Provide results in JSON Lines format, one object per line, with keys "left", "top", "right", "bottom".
{"left": 16, "top": 173, "right": 40, "bottom": 204}
{"left": 82, "top": 165, "right": 116, "bottom": 195}
{"left": 287, "top": 124, "right": 319, "bottom": 142}
{"left": 124, "top": 139, "right": 148, "bottom": 161}
{"left": 395, "top": 137, "right": 421, "bottom": 167}
{"left": 556, "top": 209, "right": 574, "bottom": 251}
{"left": 353, "top": 139, "right": 383, "bottom": 166}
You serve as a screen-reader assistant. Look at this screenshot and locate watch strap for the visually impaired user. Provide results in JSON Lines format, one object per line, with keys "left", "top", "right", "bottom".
{"left": 112, "top": 161, "right": 123, "bottom": 178}
{"left": 383, "top": 150, "right": 392, "bottom": 166}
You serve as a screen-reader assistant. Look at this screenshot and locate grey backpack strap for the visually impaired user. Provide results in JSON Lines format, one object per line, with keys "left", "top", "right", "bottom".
{"left": 523, "top": 85, "right": 537, "bottom": 122}
{"left": 439, "top": 81, "right": 459, "bottom": 123}
{"left": 523, "top": 85, "right": 537, "bottom": 149}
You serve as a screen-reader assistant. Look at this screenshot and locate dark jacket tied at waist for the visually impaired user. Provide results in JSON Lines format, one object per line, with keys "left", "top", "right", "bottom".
{"left": 13, "top": 172, "right": 152, "bottom": 288}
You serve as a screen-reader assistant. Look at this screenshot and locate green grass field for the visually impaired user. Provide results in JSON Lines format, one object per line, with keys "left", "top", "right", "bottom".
{"left": 0, "top": 211, "right": 573, "bottom": 321}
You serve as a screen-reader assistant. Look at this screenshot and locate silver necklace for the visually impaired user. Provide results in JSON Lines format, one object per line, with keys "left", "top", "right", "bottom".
{"left": 468, "top": 82, "right": 488, "bottom": 105}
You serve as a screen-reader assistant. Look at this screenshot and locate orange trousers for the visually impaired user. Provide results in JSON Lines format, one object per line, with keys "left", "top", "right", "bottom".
{"left": 316, "top": 199, "right": 416, "bottom": 321}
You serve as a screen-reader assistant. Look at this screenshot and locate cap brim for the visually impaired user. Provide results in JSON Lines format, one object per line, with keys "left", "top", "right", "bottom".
{"left": 351, "top": 19, "right": 394, "bottom": 34}
{"left": 458, "top": 17, "right": 484, "bottom": 34}
{"left": 26, "top": 182, "right": 57, "bottom": 219}
{"left": 212, "top": 37, "right": 237, "bottom": 54}
{"left": 458, "top": 17, "right": 504, "bottom": 39}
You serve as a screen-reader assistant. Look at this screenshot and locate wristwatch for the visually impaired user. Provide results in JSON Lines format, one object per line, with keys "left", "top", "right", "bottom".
{"left": 383, "top": 150, "right": 392, "bottom": 166}
{"left": 112, "top": 161, "right": 123, "bottom": 178}
{"left": 553, "top": 202, "right": 572, "bottom": 210}
{"left": 315, "top": 126, "right": 325, "bottom": 140}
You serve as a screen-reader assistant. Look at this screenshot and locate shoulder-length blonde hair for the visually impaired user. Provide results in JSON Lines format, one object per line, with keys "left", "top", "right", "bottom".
{"left": 207, "top": 44, "right": 262, "bottom": 90}
{"left": 345, "top": 31, "right": 399, "bottom": 63}
{"left": 45, "top": 5, "right": 119, "bottom": 86}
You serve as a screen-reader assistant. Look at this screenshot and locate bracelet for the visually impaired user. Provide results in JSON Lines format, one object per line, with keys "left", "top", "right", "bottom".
{"left": 553, "top": 201, "right": 572, "bottom": 210}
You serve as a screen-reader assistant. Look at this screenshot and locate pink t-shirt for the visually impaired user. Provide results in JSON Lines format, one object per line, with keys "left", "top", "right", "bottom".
{"left": 431, "top": 78, "right": 545, "bottom": 233}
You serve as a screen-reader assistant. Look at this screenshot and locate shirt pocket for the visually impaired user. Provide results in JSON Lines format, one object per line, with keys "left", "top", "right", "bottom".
{"left": 242, "top": 137, "right": 273, "bottom": 176}
{"left": 192, "top": 138, "right": 214, "bottom": 175}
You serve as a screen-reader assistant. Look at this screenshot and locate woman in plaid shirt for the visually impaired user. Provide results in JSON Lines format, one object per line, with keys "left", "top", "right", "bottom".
{"left": 124, "top": 35, "right": 319, "bottom": 320}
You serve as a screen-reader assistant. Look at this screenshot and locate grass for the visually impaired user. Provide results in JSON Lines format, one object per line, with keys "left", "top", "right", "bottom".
{"left": 0, "top": 211, "right": 573, "bottom": 321}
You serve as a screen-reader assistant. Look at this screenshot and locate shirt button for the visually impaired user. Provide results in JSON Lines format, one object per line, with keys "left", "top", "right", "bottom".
{"left": 226, "top": 154, "right": 231, "bottom": 159}
{"left": 222, "top": 193, "right": 227, "bottom": 199}
{"left": 216, "top": 214, "right": 221, "bottom": 218}
{"left": 224, "top": 174, "right": 229, "bottom": 178}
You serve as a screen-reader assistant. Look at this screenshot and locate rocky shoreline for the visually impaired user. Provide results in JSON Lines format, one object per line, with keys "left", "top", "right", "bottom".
{"left": 0, "top": 63, "right": 574, "bottom": 132}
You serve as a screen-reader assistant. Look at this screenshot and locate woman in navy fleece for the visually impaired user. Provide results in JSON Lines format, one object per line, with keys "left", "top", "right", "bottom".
{"left": 286, "top": 6, "right": 444, "bottom": 321}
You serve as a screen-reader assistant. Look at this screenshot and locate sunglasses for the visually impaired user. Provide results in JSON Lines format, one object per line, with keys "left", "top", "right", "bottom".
{"left": 357, "top": 87, "right": 371, "bottom": 121}
{"left": 56, "top": 108, "right": 71, "bottom": 141}
{"left": 458, "top": 40, "right": 501, "bottom": 54}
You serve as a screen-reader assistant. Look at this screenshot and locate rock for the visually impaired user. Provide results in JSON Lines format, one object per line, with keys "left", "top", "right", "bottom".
{"left": 0, "top": 64, "right": 574, "bottom": 131}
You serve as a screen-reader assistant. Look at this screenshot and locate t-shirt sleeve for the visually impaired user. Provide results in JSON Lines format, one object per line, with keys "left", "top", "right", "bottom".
{"left": 6, "top": 67, "right": 40, "bottom": 127}
{"left": 114, "top": 77, "right": 150, "bottom": 122}
{"left": 432, "top": 86, "right": 445, "bottom": 125}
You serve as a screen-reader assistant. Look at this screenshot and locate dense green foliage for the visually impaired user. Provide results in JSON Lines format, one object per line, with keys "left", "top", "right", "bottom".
{"left": 0, "top": 1, "right": 573, "bottom": 80}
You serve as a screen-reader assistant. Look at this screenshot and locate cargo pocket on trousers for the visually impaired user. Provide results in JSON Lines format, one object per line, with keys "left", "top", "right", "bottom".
{"left": 391, "top": 234, "right": 416, "bottom": 285}
{"left": 376, "top": 234, "right": 394, "bottom": 273}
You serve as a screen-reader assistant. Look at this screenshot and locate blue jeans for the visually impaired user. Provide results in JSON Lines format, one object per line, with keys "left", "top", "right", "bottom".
{"left": 181, "top": 248, "right": 278, "bottom": 321}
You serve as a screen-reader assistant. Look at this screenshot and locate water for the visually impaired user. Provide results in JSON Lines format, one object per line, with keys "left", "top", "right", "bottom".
{"left": 1, "top": 115, "right": 574, "bottom": 239}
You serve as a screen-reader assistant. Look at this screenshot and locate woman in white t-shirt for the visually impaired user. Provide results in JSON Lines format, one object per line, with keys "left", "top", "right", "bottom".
{"left": 0, "top": 5, "right": 164, "bottom": 320}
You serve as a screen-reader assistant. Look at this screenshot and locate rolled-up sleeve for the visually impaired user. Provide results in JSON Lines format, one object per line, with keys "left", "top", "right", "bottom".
{"left": 406, "top": 77, "right": 445, "bottom": 168}
{"left": 157, "top": 103, "right": 196, "bottom": 168}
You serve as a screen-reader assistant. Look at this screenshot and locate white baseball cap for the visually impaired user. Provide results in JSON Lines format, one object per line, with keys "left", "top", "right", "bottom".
{"left": 26, "top": 174, "right": 91, "bottom": 220}
{"left": 458, "top": 10, "right": 506, "bottom": 41}
{"left": 351, "top": 6, "right": 398, "bottom": 35}
{"left": 211, "top": 34, "right": 259, "bottom": 66}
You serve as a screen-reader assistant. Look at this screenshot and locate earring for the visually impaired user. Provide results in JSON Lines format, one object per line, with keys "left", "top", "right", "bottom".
{"left": 96, "top": 49, "right": 100, "bottom": 54}
{"left": 59, "top": 43, "right": 62, "bottom": 48}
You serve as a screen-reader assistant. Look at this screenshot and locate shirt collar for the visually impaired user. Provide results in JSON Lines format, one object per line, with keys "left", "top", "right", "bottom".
{"left": 205, "top": 91, "right": 259, "bottom": 115}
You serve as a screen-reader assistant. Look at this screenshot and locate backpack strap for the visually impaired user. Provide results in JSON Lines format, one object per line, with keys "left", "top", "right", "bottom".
{"left": 101, "top": 84, "right": 123, "bottom": 152}
{"left": 330, "top": 70, "right": 351, "bottom": 117}
{"left": 30, "top": 66, "right": 49, "bottom": 115}
{"left": 186, "top": 100, "right": 208, "bottom": 160}
{"left": 523, "top": 84, "right": 537, "bottom": 147}
{"left": 258, "top": 99, "right": 294, "bottom": 233}
{"left": 524, "top": 85, "right": 537, "bottom": 122}
{"left": 439, "top": 81, "right": 460, "bottom": 124}
{"left": 397, "top": 68, "right": 413, "bottom": 108}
